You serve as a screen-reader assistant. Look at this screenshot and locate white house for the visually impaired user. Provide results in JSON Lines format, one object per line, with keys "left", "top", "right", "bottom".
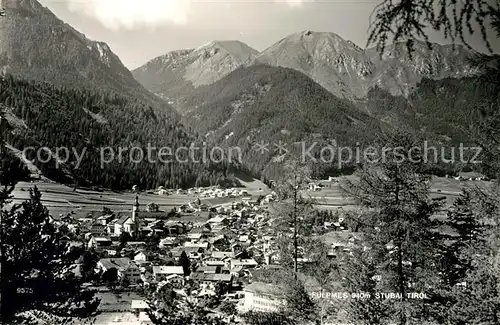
{"left": 230, "top": 258, "right": 258, "bottom": 270}
{"left": 88, "top": 236, "right": 112, "bottom": 249}
{"left": 152, "top": 266, "right": 184, "bottom": 282}
{"left": 241, "top": 282, "right": 285, "bottom": 313}
{"left": 134, "top": 251, "right": 148, "bottom": 262}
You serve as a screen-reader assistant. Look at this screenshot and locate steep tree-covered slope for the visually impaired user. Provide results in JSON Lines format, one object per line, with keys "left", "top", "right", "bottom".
{"left": 0, "top": 75, "right": 239, "bottom": 190}
{"left": 358, "top": 72, "right": 499, "bottom": 176}
{"left": 178, "top": 64, "right": 381, "bottom": 179}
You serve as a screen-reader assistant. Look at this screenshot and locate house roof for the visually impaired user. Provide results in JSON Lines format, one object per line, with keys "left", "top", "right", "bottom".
{"left": 131, "top": 300, "right": 149, "bottom": 309}
{"left": 160, "top": 238, "right": 176, "bottom": 245}
{"left": 231, "top": 258, "right": 258, "bottom": 266}
{"left": 458, "top": 171, "right": 486, "bottom": 178}
{"left": 191, "top": 273, "right": 232, "bottom": 282}
{"left": 244, "top": 281, "right": 283, "bottom": 297}
{"left": 184, "top": 242, "right": 208, "bottom": 249}
{"left": 94, "top": 237, "right": 112, "bottom": 242}
{"left": 205, "top": 260, "right": 226, "bottom": 266}
{"left": 153, "top": 266, "right": 184, "bottom": 275}
{"left": 127, "top": 241, "right": 146, "bottom": 246}
{"left": 211, "top": 251, "right": 234, "bottom": 259}
{"left": 231, "top": 266, "right": 244, "bottom": 273}
{"left": 115, "top": 215, "right": 130, "bottom": 225}
{"left": 207, "top": 216, "right": 227, "bottom": 223}
{"left": 197, "top": 266, "right": 218, "bottom": 273}
{"left": 181, "top": 247, "right": 203, "bottom": 254}
{"left": 99, "top": 258, "right": 133, "bottom": 270}
{"left": 209, "top": 235, "right": 226, "bottom": 243}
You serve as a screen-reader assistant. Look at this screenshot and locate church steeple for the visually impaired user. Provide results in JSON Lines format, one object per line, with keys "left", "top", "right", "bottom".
{"left": 132, "top": 195, "right": 140, "bottom": 222}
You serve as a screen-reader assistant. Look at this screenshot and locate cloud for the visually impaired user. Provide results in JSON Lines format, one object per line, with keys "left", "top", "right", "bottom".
{"left": 281, "top": 0, "right": 306, "bottom": 8}
{"left": 64, "top": 0, "right": 308, "bottom": 31}
{"left": 65, "top": 0, "right": 193, "bottom": 30}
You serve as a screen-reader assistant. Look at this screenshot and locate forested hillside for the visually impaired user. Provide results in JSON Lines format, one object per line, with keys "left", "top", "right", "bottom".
{"left": 364, "top": 74, "right": 497, "bottom": 146}
{"left": 408, "top": 76, "right": 495, "bottom": 142}
{"left": 359, "top": 72, "right": 499, "bottom": 177}
{"left": 0, "top": 75, "right": 239, "bottom": 190}
{"left": 179, "top": 65, "right": 382, "bottom": 179}
{"left": 0, "top": 0, "right": 178, "bottom": 120}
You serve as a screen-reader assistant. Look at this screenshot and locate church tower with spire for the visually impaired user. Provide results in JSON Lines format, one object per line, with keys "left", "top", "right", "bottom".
{"left": 132, "top": 195, "right": 139, "bottom": 222}
{"left": 131, "top": 195, "right": 141, "bottom": 235}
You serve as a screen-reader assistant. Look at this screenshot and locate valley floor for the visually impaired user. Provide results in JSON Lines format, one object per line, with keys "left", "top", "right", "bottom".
{"left": 9, "top": 176, "right": 488, "bottom": 217}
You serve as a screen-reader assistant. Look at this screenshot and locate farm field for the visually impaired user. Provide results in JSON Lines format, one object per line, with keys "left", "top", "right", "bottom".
{"left": 8, "top": 176, "right": 492, "bottom": 217}
{"left": 8, "top": 178, "right": 270, "bottom": 217}
{"left": 9, "top": 181, "right": 198, "bottom": 216}
{"left": 311, "top": 175, "right": 492, "bottom": 211}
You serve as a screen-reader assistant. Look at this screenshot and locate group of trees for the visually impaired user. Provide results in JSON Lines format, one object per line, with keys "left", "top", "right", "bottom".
{"left": 334, "top": 5, "right": 500, "bottom": 321}
{"left": 0, "top": 75, "right": 241, "bottom": 190}
{"left": 1, "top": 111, "right": 101, "bottom": 323}
{"left": 338, "top": 129, "right": 499, "bottom": 325}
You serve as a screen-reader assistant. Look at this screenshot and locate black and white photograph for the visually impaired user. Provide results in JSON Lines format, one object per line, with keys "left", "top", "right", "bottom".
{"left": 0, "top": 0, "right": 499, "bottom": 324}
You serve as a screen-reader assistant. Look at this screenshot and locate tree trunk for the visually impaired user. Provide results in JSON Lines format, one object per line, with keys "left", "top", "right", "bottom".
{"left": 293, "top": 186, "right": 298, "bottom": 280}
{"left": 397, "top": 241, "right": 406, "bottom": 325}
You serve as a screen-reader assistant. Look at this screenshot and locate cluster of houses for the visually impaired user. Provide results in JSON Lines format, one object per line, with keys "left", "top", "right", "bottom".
{"left": 50, "top": 183, "right": 357, "bottom": 324}
{"left": 153, "top": 185, "right": 252, "bottom": 199}
{"left": 450, "top": 172, "right": 489, "bottom": 181}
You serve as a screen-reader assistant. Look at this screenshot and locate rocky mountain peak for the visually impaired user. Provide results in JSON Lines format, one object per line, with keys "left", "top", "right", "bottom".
{"left": 0, "top": 0, "right": 178, "bottom": 118}
{"left": 132, "top": 40, "right": 259, "bottom": 102}
{"left": 255, "top": 30, "right": 475, "bottom": 99}
{"left": 193, "top": 40, "right": 259, "bottom": 63}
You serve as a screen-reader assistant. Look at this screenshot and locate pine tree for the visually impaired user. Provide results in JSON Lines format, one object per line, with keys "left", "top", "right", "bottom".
{"left": 368, "top": 0, "right": 500, "bottom": 55}
{"left": 441, "top": 188, "right": 500, "bottom": 325}
{"left": 242, "top": 311, "right": 296, "bottom": 325}
{"left": 273, "top": 159, "right": 315, "bottom": 279}
{"left": 341, "top": 244, "right": 392, "bottom": 325}
{"left": 443, "top": 189, "right": 489, "bottom": 285}
{"left": 0, "top": 109, "right": 28, "bottom": 208}
{"left": 342, "top": 130, "right": 444, "bottom": 325}
{"left": 179, "top": 251, "right": 191, "bottom": 276}
{"left": 146, "top": 282, "right": 230, "bottom": 325}
{"left": 0, "top": 186, "right": 100, "bottom": 323}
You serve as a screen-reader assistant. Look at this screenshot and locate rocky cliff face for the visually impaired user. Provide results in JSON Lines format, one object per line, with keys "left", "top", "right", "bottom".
{"left": 366, "top": 40, "right": 477, "bottom": 96}
{"left": 0, "top": 0, "right": 177, "bottom": 118}
{"left": 255, "top": 30, "right": 476, "bottom": 99}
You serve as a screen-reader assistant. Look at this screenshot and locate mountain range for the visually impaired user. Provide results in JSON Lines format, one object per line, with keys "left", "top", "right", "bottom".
{"left": 0, "top": 0, "right": 493, "bottom": 187}
{"left": 134, "top": 30, "right": 477, "bottom": 105}
{"left": 132, "top": 40, "right": 259, "bottom": 106}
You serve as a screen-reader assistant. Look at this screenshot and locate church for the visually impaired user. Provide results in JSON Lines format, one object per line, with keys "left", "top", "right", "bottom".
{"left": 109, "top": 196, "right": 143, "bottom": 237}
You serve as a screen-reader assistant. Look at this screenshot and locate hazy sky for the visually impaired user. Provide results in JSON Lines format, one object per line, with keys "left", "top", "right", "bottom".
{"left": 38, "top": 0, "right": 499, "bottom": 70}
